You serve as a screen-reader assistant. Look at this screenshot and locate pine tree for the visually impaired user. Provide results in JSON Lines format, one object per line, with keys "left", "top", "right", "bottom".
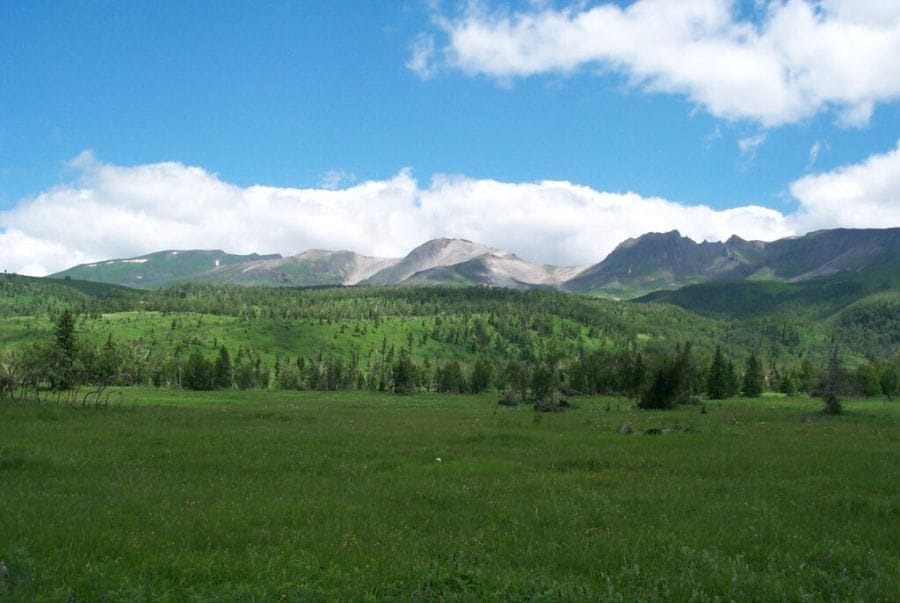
{"left": 52, "top": 308, "right": 79, "bottom": 389}
{"left": 638, "top": 363, "right": 678, "bottom": 409}
{"left": 55, "top": 308, "right": 77, "bottom": 361}
{"left": 628, "top": 351, "right": 646, "bottom": 397}
{"left": 469, "top": 357, "right": 493, "bottom": 393}
{"left": 822, "top": 346, "right": 843, "bottom": 414}
{"left": 214, "top": 345, "right": 232, "bottom": 389}
{"left": 183, "top": 350, "right": 214, "bottom": 391}
{"left": 742, "top": 352, "right": 764, "bottom": 397}
{"left": 881, "top": 364, "right": 898, "bottom": 400}
{"left": 706, "top": 346, "right": 730, "bottom": 399}
{"left": 391, "top": 348, "right": 416, "bottom": 395}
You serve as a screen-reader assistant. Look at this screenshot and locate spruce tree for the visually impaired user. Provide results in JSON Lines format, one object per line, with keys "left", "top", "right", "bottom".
{"left": 628, "top": 352, "right": 646, "bottom": 397}
{"left": 391, "top": 348, "right": 416, "bottom": 394}
{"left": 742, "top": 352, "right": 764, "bottom": 397}
{"left": 214, "top": 345, "right": 233, "bottom": 389}
{"left": 725, "top": 359, "right": 739, "bottom": 396}
{"left": 706, "top": 346, "right": 730, "bottom": 399}
{"left": 52, "top": 308, "right": 79, "bottom": 389}
{"left": 54, "top": 308, "right": 77, "bottom": 361}
{"left": 822, "top": 346, "right": 843, "bottom": 414}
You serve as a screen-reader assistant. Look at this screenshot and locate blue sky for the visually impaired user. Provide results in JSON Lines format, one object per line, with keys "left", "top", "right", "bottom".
{"left": 1, "top": 1, "right": 899, "bottom": 274}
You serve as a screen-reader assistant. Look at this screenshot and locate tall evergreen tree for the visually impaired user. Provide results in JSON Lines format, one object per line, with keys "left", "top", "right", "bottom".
{"left": 214, "top": 345, "right": 233, "bottom": 389}
{"left": 391, "top": 348, "right": 416, "bottom": 394}
{"left": 638, "top": 362, "right": 679, "bottom": 409}
{"left": 627, "top": 351, "right": 646, "bottom": 397}
{"left": 880, "top": 363, "right": 898, "bottom": 400}
{"left": 742, "top": 352, "right": 764, "bottom": 397}
{"left": 51, "top": 308, "right": 80, "bottom": 389}
{"left": 725, "top": 359, "right": 739, "bottom": 396}
{"left": 822, "top": 346, "right": 843, "bottom": 414}
{"left": 183, "top": 350, "right": 214, "bottom": 391}
{"left": 54, "top": 308, "right": 77, "bottom": 361}
{"left": 706, "top": 346, "right": 730, "bottom": 399}
{"left": 469, "top": 357, "right": 493, "bottom": 393}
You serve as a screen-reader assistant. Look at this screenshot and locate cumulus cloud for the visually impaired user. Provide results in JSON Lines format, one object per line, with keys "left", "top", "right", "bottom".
{"left": 790, "top": 140, "right": 900, "bottom": 231}
{"left": 1, "top": 146, "right": 898, "bottom": 276}
{"left": 412, "top": 0, "right": 900, "bottom": 127}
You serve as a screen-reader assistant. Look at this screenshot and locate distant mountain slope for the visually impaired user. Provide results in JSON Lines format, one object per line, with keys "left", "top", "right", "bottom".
{"left": 405, "top": 252, "right": 583, "bottom": 289}
{"left": 635, "top": 261, "right": 900, "bottom": 319}
{"left": 194, "top": 250, "right": 400, "bottom": 287}
{"left": 634, "top": 267, "right": 900, "bottom": 358}
{"left": 53, "top": 250, "right": 281, "bottom": 289}
{"left": 52, "top": 249, "right": 399, "bottom": 289}
{"left": 564, "top": 230, "right": 764, "bottom": 296}
{"left": 565, "top": 227, "right": 900, "bottom": 297}
{"left": 761, "top": 228, "right": 900, "bottom": 280}
{"left": 362, "top": 239, "right": 500, "bottom": 285}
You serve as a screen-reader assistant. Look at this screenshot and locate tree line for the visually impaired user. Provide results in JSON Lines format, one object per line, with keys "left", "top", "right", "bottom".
{"left": 3, "top": 307, "right": 897, "bottom": 415}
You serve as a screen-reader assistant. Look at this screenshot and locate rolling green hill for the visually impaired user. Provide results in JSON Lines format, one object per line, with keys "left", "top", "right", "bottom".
{"left": 2, "top": 274, "right": 893, "bottom": 376}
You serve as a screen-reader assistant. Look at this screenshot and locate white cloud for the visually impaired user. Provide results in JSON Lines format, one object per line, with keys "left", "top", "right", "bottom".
{"left": 319, "top": 169, "right": 357, "bottom": 190}
{"left": 412, "top": 0, "right": 900, "bottom": 127}
{"left": 789, "top": 140, "right": 900, "bottom": 231}
{"left": 738, "top": 134, "right": 766, "bottom": 155}
{"left": 806, "top": 140, "right": 825, "bottom": 170}
{"left": 407, "top": 33, "right": 438, "bottom": 79}
{"left": 1, "top": 146, "right": 898, "bottom": 276}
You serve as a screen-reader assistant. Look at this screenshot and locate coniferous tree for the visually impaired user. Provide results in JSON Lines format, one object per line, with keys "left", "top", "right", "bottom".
{"left": 391, "top": 348, "right": 416, "bottom": 394}
{"left": 469, "top": 357, "right": 493, "bottom": 393}
{"left": 777, "top": 371, "right": 797, "bottom": 396}
{"left": 50, "top": 308, "right": 80, "bottom": 389}
{"left": 822, "top": 346, "right": 843, "bottom": 415}
{"left": 706, "top": 346, "right": 731, "bottom": 399}
{"left": 880, "top": 363, "right": 897, "bottom": 400}
{"left": 725, "top": 359, "right": 739, "bottom": 396}
{"left": 437, "top": 360, "right": 464, "bottom": 393}
{"left": 638, "top": 362, "right": 679, "bottom": 410}
{"left": 742, "top": 352, "right": 764, "bottom": 397}
{"left": 183, "top": 350, "right": 214, "bottom": 391}
{"left": 214, "top": 345, "right": 232, "bottom": 389}
{"left": 627, "top": 351, "right": 646, "bottom": 397}
{"left": 55, "top": 308, "right": 77, "bottom": 361}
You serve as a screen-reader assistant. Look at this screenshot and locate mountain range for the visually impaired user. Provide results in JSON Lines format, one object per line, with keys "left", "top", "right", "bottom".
{"left": 51, "top": 227, "right": 900, "bottom": 298}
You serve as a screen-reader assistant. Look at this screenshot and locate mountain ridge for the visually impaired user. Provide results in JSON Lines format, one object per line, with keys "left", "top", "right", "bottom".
{"left": 50, "top": 227, "right": 900, "bottom": 297}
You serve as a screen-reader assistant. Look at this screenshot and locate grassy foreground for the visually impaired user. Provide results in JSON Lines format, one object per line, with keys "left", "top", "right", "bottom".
{"left": 1, "top": 391, "right": 898, "bottom": 600}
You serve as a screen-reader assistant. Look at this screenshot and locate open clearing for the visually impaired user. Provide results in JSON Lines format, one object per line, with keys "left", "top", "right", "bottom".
{"left": 1, "top": 391, "right": 898, "bottom": 600}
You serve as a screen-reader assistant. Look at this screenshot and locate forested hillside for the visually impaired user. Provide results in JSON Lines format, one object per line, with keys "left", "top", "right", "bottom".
{"left": 2, "top": 273, "right": 898, "bottom": 405}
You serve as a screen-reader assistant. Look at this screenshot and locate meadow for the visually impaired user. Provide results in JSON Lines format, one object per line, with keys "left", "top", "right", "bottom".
{"left": 1, "top": 390, "right": 897, "bottom": 600}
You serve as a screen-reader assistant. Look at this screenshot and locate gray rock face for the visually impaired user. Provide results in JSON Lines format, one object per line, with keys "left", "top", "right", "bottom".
{"left": 565, "top": 227, "right": 900, "bottom": 296}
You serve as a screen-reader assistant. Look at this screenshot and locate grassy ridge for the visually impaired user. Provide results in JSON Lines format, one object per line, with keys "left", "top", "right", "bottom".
{"left": 1, "top": 391, "right": 897, "bottom": 599}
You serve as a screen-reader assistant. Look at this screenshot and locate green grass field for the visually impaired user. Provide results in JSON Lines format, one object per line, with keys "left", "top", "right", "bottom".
{"left": 2, "top": 391, "right": 898, "bottom": 600}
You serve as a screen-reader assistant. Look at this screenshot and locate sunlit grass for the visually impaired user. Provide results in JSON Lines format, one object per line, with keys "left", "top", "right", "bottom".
{"left": 1, "top": 391, "right": 898, "bottom": 599}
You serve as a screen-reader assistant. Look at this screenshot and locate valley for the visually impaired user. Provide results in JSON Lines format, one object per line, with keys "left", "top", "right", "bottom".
{"left": 2, "top": 226, "right": 898, "bottom": 600}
